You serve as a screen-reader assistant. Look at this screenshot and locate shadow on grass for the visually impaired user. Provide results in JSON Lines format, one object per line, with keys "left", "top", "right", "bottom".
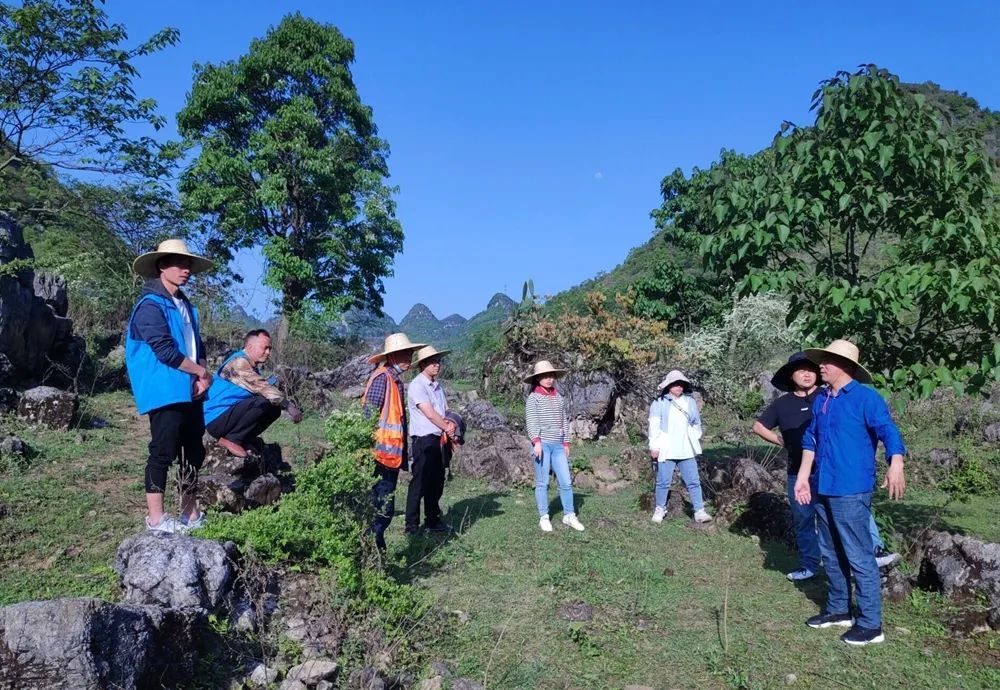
{"left": 756, "top": 538, "right": 827, "bottom": 609}
{"left": 547, "top": 491, "right": 587, "bottom": 518}
{"left": 390, "top": 492, "right": 505, "bottom": 584}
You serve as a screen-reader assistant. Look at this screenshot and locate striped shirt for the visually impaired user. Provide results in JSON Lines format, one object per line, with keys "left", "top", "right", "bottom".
{"left": 525, "top": 388, "right": 569, "bottom": 443}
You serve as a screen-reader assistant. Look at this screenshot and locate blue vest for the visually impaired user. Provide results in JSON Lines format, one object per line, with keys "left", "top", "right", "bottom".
{"left": 203, "top": 350, "right": 256, "bottom": 425}
{"left": 125, "top": 293, "right": 201, "bottom": 415}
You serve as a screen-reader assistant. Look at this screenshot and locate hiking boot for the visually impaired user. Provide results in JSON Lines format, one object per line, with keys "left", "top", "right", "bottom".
{"left": 805, "top": 611, "right": 854, "bottom": 629}
{"left": 651, "top": 506, "right": 667, "bottom": 523}
{"left": 425, "top": 521, "right": 453, "bottom": 533}
{"left": 562, "top": 513, "right": 585, "bottom": 531}
{"left": 178, "top": 512, "right": 206, "bottom": 532}
{"left": 693, "top": 508, "right": 713, "bottom": 523}
{"left": 539, "top": 515, "right": 553, "bottom": 532}
{"left": 841, "top": 625, "right": 885, "bottom": 646}
{"left": 786, "top": 568, "right": 816, "bottom": 582}
{"left": 875, "top": 547, "right": 900, "bottom": 569}
{"left": 217, "top": 437, "right": 248, "bottom": 458}
{"left": 145, "top": 514, "right": 180, "bottom": 534}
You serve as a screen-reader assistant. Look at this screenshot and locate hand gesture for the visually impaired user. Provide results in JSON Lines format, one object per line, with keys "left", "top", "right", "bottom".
{"left": 192, "top": 376, "right": 210, "bottom": 400}
{"left": 532, "top": 441, "right": 542, "bottom": 459}
{"left": 444, "top": 419, "right": 457, "bottom": 436}
{"left": 881, "top": 460, "right": 906, "bottom": 500}
{"left": 793, "top": 474, "right": 812, "bottom": 505}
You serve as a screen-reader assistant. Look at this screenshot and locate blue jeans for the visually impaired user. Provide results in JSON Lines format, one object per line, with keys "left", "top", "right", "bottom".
{"left": 654, "top": 458, "right": 704, "bottom": 511}
{"left": 815, "top": 492, "right": 882, "bottom": 629}
{"left": 534, "top": 442, "right": 575, "bottom": 517}
{"left": 788, "top": 475, "right": 885, "bottom": 573}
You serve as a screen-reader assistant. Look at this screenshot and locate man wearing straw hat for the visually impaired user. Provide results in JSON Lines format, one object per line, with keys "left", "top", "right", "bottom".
{"left": 794, "top": 339, "right": 906, "bottom": 646}
{"left": 406, "top": 345, "right": 457, "bottom": 534}
{"left": 126, "top": 239, "right": 214, "bottom": 534}
{"left": 362, "top": 333, "right": 425, "bottom": 550}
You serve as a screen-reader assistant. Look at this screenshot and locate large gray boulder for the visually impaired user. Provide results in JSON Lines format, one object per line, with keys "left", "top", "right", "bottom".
{"left": 459, "top": 399, "right": 508, "bottom": 431}
{"left": 452, "top": 429, "right": 534, "bottom": 487}
{"left": 0, "top": 212, "right": 80, "bottom": 385}
{"left": 559, "top": 370, "right": 619, "bottom": 440}
{"left": 312, "top": 354, "right": 373, "bottom": 391}
{"left": 918, "top": 530, "right": 1000, "bottom": 630}
{"left": 115, "top": 533, "right": 237, "bottom": 612}
{"left": 16, "top": 386, "right": 78, "bottom": 430}
{"left": 0, "top": 597, "right": 198, "bottom": 690}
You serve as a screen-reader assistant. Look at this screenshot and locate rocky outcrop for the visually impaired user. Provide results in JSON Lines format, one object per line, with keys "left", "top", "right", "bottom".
{"left": 16, "top": 386, "right": 78, "bottom": 430}
{"left": 559, "top": 370, "right": 618, "bottom": 440}
{"left": 115, "top": 533, "right": 237, "bottom": 612}
{"left": 458, "top": 399, "right": 508, "bottom": 431}
{"left": 198, "top": 440, "right": 290, "bottom": 514}
{"left": 0, "top": 212, "right": 81, "bottom": 386}
{"left": 452, "top": 429, "right": 533, "bottom": 487}
{"left": 712, "top": 457, "right": 785, "bottom": 523}
{"left": 918, "top": 530, "right": 1000, "bottom": 631}
{"left": 0, "top": 597, "right": 199, "bottom": 690}
{"left": 729, "top": 492, "right": 794, "bottom": 547}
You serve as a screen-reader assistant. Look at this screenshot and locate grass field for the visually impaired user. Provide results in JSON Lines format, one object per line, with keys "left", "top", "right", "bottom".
{"left": 1, "top": 393, "right": 998, "bottom": 689}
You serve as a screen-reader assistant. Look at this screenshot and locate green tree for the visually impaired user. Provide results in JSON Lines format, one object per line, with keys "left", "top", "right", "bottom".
{"left": 177, "top": 13, "right": 403, "bottom": 344}
{"left": 660, "top": 65, "right": 1000, "bottom": 395}
{"left": 0, "top": 0, "right": 179, "bottom": 181}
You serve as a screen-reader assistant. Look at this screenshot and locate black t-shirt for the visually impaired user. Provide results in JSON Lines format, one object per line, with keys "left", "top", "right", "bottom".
{"left": 757, "top": 390, "right": 819, "bottom": 476}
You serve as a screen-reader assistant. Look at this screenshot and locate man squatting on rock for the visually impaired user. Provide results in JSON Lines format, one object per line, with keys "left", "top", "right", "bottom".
{"left": 125, "top": 239, "right": 213, "bottom": 534}
{"left": 795, "top": 339, "right": 907, "bottom": 647}
{"left": 202, "top": 329, "right": 303, "bottom": 458}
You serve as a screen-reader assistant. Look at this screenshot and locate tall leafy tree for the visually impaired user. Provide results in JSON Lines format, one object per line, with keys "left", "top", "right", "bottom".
{"left": 658, "top": 65, "right": 1000, "bottom": 395}
{"left": 177, "top": 13, "right": 403, "bottom": 342}
{"left": 0, "top": 0, "right": 179, "bottom": 180}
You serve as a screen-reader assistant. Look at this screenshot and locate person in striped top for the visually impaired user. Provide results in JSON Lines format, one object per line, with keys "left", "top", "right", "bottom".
{"left": 524, "top": 360, "right": 585, "bottom": 532}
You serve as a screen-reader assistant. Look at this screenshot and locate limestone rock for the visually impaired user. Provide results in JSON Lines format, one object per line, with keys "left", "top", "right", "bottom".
{"left": 573, "top": 471, "right": 598, "bottom": 492}
{"left": 0, "top": 386, "right": 18, "bottom": 413}
{"left": 984, "top": 421, "right": 1000, "bottom": 444}
{"left": 0, "top": 434, "right": 27, "bottom": 459}
{"left": 590, "top": 455, "right": 621, "bottom": 483}
{"left": 245, "top": 473, "right": 282, "bottom": 506}
{"left": 0, "top": 597, "right": 198, "bottom": 690}
{"left": 459, "top": 399, "right": 508, "bottom": 431}
{"left": 16, "top": 386, "right": 77, "bottom": 430}
{"left": 557, "top": 600, "right": 594, "bottom": 622}
{"left": 197, "top": 473, "right": 246, "bottom": 513}
{"left": 115, "top": 533, "right": 236, "bottom": 612}
{"left": 881, "top": 568, "right": 914, "bottom": 603}
{"left": 452, "top": 429, "right": 533, "bottom": 486}
{"left": 287, "top": 659, "right": 339, "bottom": 684}
{"left": 247, "top": 662, "right": 280, "bottom": 688}
{"left": 451, "top": 678, "right": 485, "bottom": 690}
{"left": 560, "top": 370, "right": 618, "bottom": 440}
{"left": 729, "top": 492, "right": 794, "bottom": 547}
{"left": 918, "top": 530, "right": 1000, "bottom": 630}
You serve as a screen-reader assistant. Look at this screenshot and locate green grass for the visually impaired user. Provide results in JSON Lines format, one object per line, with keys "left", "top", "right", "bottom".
{"left": 383, "top": 478, "right": 1000, "bottom": 689}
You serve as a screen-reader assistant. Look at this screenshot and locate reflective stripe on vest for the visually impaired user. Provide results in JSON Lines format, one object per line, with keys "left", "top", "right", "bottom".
{"left": 363, "top": 367, "right": 405, "bottom": 469}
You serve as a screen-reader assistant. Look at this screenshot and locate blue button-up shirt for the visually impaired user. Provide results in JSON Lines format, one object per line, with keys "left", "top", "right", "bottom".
{"left": 801, "top": 380, "right": 906, "bottom": 496}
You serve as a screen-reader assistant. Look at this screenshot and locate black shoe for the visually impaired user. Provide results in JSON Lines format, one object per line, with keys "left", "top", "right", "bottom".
{"left": 806, "top": 611, "right": 854, "bottom": 629}
{"left": 404, "top": 525, "right": 421, "bottom": 536}
{"left": 841, "top": 625, "right": 885, "bottom": 646}
{"left": 424, "top": 521, "right": 453, "bottom": 533}
{"left": 874, "top": 546, "right": 900, "bottom": 569}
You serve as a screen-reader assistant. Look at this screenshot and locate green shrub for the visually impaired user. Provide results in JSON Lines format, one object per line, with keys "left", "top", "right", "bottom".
{"left": 939, "top": 456, "right": 998, "bottom": 501}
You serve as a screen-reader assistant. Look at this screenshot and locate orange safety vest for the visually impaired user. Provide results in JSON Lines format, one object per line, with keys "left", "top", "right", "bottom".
{"left": 363, "top": 366, "right": 405, "bottom": 469}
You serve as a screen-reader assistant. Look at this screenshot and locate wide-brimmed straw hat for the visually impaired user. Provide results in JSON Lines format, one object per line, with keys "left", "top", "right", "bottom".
{"left": 523, "top": 360, "right": 569, "bottom": 383}
{"left": 132, "top": 239, "right": 213, "bottom": 279}
{"left": 771, "top": 352, "right": 821, "bottom": 392}
{"left": 657, "top": 369, "right": 692, "bottom": 393}
{"left": 367, "top": 333, "right": 426, "bottom": 365}
{"left": 414, "top": 345, "right": 451, "bottom": 367}
{"left": 804, "top": 339, "right": 872, "bottom": 384}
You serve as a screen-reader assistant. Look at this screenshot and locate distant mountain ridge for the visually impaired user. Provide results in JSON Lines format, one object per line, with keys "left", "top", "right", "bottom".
{"left": 335, "top": 292, "right": 515, "bottom": 349}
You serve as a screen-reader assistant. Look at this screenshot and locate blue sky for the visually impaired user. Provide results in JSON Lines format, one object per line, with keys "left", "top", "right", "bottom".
{"left": 105, "top": 1, "right": 1000, "bottom": 322}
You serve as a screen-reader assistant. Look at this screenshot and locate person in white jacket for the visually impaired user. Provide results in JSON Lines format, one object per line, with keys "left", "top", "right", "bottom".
{"left": 648, "top": 370, "right": 712, "bottom": 523}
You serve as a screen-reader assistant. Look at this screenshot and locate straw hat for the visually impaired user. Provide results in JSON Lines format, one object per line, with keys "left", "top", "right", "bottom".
{"left": 804, "top": 339, "right": 872, "bottom": 384}
{"left": 523, "top": 360, "right": 568, "bottom": 383}
{"left": 367, "top": 332, "right": 426, "bottom": 365}
{"left": 771, "top": 352, "right": 820, "bottom": 392}
{"left": 657, "top": 369, "right": 692, "bottom": 393}
{"left": 132, "top": 239, "right": 213, "bottom": 279}
{"left": 414, "top": 345, "right": 451, "bottom": 367}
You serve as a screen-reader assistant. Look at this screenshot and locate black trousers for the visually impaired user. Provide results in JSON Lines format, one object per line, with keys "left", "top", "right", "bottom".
{"left": 206, "top": 395, "right": 281, "bottom": 445}
{"left": 406, "top": 434, "right": 445, "bottom": 529}
{"left": 146, "top": 401, "right": 205, "bottom": 494}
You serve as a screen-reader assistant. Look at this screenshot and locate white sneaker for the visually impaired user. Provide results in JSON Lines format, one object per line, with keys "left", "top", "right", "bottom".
{"left": 145, "top": 514, "right": 180, "bottom": 534}
{"left": 651, "top": 506, "right": 667, "bottom": 523}
{"left": 562, "top": 513, "right": 585, "bottom": 531}
{"left": 539, "top": 515, "right": 553, "bottom": 532}
{"left": 178, "top": 512, "right": 206, "bottom": 533}
{"left": 693, "top": 509, "right": 713, "bottom": 523}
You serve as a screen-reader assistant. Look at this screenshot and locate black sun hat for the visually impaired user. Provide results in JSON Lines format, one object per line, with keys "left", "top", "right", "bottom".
{"left": 771, "top": 352, "right": 821, "bottom": 392}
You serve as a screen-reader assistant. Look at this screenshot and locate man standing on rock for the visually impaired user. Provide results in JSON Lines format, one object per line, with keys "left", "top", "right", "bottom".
{"left": 202, "top": 329, "right": 302, "bottom": 457}
{"left": 362, "top": 333, "right": 425, "bottom": 550}
{"left": 406, "top": 345, "right": 457, "bottom": 535}
{"left": 753, "top": 352, "right": 899, "bottom": 582}
{"left": 794, "top": 340, "right": 906, "bottom": 646}
{"left": 125, "top": 239, "right": 213, "bottom": 534}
